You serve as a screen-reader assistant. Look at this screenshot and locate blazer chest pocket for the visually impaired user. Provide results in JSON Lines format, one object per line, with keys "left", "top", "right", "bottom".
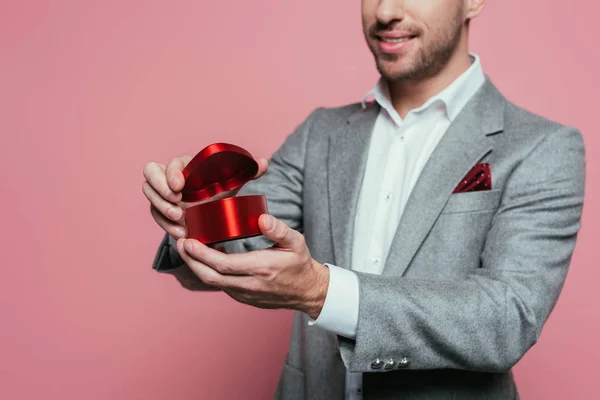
{"left": 441, "top": 189, "right": 501, "bottom": 214}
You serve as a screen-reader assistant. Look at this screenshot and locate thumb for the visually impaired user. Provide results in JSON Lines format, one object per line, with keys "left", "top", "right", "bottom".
{"left": 253, "top": 157, "right": 269, "bottom": 180}
{"left": 259, "top": 214, "right": 302, "bottom": 250}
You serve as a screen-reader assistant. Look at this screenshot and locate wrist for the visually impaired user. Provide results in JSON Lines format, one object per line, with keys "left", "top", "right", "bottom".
{"left": 302, "top": 261, "right": 329, "bottom": 319}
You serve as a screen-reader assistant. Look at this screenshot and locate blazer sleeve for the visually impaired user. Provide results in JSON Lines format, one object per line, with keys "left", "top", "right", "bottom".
{"left": 151, "top": 107, "right": 323, "bottom": 271}
{"left": 338, "top": 126, "right": 586, "bottom": 373}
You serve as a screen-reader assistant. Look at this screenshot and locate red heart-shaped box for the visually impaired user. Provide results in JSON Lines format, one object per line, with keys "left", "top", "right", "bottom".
{"left": 181, "top": 143, "right": 268, "bottom": 245}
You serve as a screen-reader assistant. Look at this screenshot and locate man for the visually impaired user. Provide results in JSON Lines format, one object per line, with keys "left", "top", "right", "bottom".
{"left": 143, "top": 0, "right": 586, "bottom": 398}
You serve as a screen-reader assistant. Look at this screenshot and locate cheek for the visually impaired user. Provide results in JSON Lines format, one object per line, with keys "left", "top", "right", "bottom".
{"left": 404, "top": 0, "right": 439, "bottom": 12}
{"left": 404, "top": 0, "right": 457, "bottom": 29}
{"left": 361, "top": 2, "right": 375, "bottom": 27}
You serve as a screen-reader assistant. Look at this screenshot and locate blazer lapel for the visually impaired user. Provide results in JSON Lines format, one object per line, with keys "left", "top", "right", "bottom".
{"left": 382, "top": 78, "right": 506, "bottom": 276}
{"left": 328, "top": 103, "right": 380, "bottom": 268}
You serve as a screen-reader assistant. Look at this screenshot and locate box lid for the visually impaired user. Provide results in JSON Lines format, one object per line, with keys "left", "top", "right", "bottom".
{"left": 181, "top": 143, "right": 258, "bottom": 202}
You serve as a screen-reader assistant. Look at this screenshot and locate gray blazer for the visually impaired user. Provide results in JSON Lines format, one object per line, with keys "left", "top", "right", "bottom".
{"left": 152, "top": 78, "right": 586, "bottom": 400}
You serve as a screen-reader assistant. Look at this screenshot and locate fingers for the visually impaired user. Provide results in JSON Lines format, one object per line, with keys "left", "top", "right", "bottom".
{"left": 176, "top": 239, "right": 253, "bottom": 289}
{"left": 143, "top": 161, "right": 181, "bottom": 204}
{"left": 143, "top": 156, "right": 191, "bottom": 236}
{"left": 253, "top": 157, "right": 269, "bottom": 179}
{"left": 180, "top": 239, "right": 255, "bottom": 276}
{"left": 180, "top": 232, "right": 303, "bottom": 279}
{"left": 142, "top": 181, "right": 183, "bottom": 222}
{"left": 259, "top": 214, "right": 304, "bottom": 251}
{"left": 150, "top": 205, "right": 186, "bottom": 239}
{"left": 165, "top": 155, "right": 191, "bottom": 194}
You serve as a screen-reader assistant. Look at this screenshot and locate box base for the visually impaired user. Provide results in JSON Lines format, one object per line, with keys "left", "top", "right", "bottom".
{"left": 184, "top": 195, "right": 268, "bottom": 245}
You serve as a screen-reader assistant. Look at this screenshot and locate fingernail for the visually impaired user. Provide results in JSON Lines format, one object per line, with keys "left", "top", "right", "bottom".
{"left": 263, "top": 215, "right": 274, "bottom": 231}
{"left": 176, "top": 239, "right": 184, "bottom": 252}
{"left": 184, "top": 240, "right": 194, "bottom": 252}
{"left": 167, "top": 207, "right": 181, "bottom": 220}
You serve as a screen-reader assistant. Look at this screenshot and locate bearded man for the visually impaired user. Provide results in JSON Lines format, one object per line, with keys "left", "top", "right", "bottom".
{"left": 144, "top": 0, "right": 586, "bottom": 398}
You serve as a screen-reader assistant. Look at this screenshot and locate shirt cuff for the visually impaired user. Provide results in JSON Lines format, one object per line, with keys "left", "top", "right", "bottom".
{"left": 307, "top": 263, "right": 359, "bottom": 339}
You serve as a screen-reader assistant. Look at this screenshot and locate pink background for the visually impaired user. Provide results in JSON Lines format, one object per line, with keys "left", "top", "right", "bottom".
{"left": 1, "top": 1, "right": 598, "bottom": 399}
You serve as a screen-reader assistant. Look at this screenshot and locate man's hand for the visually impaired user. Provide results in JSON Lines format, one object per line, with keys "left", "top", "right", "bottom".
{"left": 143, "top": 155, "right": 269, "bottom": 239}
{"left": 175, "top": 214, "right": 330, "bottom": 319}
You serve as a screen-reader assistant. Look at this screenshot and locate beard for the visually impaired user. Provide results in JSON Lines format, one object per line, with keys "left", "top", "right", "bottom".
{"left": 366, "top": 9, "right": 464, "bottom": 82}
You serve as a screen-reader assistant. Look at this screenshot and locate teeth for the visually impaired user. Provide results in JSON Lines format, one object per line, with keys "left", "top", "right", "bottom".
{"left": 383, "top": 37, "right": 411, "bottom": 44}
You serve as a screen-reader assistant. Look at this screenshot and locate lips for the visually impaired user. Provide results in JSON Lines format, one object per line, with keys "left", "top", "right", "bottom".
{"left": 375, "top": 32, "right": 418, "bottom": 54}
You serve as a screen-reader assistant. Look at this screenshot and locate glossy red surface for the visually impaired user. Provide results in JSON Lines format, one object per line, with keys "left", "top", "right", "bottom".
{"left": 181, "top": 143, "right": 268, "bottom": 244}
{"left": 181, "top": 142, "right": 259, "bottom": 203}
{"left": 185, "top": 195, "right": 268, "bottom": 245}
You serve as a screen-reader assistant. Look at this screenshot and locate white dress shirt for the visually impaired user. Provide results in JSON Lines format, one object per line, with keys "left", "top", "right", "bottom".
{"left": 309, "top": 54, "right": 485, "bottom": 400}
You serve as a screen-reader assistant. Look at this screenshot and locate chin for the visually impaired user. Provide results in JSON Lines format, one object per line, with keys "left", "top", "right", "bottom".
{"left": 377, "top": 60, "right": 418, "bottom": 81}
{"left": 372, "top": 45, "right": 420, "bottom": 77}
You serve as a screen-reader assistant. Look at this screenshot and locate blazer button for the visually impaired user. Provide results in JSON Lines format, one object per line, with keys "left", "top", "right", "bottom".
{"left": 396, "top": 357, "right": 410, "bottom": 368}
{"left": 383, "top": 359, "right": 395, "bottom": 370}
{"left": 370, "top": 358, "right": 384, "bottom": 370}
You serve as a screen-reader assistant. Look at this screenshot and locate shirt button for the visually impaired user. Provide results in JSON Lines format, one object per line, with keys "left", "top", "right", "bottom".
{"left": 372, "top": 257, "right": 380, "bottom": 265}
{"left": 384, "top": 193, "right": 392, "bottom": 201}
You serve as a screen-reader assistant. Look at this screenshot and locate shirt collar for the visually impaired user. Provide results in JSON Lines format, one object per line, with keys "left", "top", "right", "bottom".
{"left": 361, "top": 53, "right": 486, "bottom": 123}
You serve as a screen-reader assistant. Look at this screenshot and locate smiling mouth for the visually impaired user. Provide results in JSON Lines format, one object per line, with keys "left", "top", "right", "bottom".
{"left": 374, "top": 33, "right": 418, "bottom": 55}
{"left": 376, "top": 35, "right": 418, "bottom": 44}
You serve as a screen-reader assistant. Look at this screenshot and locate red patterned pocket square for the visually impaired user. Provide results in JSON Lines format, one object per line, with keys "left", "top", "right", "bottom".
{"left": 453, "top": 163, "right": 492, "bottom": 193}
